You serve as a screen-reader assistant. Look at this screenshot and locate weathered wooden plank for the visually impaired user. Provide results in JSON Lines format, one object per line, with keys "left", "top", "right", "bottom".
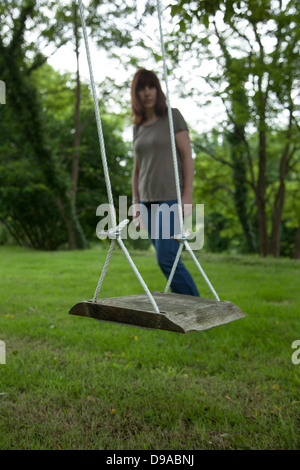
{"left": 69, "top": 291, "right": 245, "bottom": 333}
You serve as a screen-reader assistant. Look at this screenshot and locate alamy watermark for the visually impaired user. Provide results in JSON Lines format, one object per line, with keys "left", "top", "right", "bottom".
{"left": 0, "top": 80, "right": 5, "bottom": 104}
{"left": 96, "top": 197, "right": 204, "bottom": 250}
{"left": 0, "top": 341, "right": 5, "bottom": 364}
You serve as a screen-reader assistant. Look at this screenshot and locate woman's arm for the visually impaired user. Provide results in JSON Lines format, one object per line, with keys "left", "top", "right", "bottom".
{"left": 132, "top": 153, "right": 140, "bottom": 203}
{"left": 175, "top": 130, "right": 194, "bottom": 216}
{"left": 132, "top": 154, "right": 141, "bottom": 226}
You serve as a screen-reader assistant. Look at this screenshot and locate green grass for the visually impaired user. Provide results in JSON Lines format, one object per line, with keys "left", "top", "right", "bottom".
{"left": 0, "top": 245, "right": 299, "bottom": 450}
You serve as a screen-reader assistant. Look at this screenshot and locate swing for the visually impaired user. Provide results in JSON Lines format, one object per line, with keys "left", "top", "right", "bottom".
{"left": 69, "top": 0, "right": 245, "bottom": 333}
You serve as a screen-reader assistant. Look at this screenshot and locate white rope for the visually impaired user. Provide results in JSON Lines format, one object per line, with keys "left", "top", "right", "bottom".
{"left": 78, "top": 0, "right": 116, "bottom": 228}
{"left": 97, "top": 219, "right": 130, "bottom": 239}
{"left": 184, "top": 240, "right": 220, "bottom": 301}
{"left": 156, "top": 0, "right": 186, "bottom": 293}
{"left": 117, "top": 238, "right": 160, "bottom": 313}
{"left": 156, "top": 0, "right": 220, "bottom": 301}
{"left": 164, "top": 228, "right": 191, "bottom": 293}
{"left": 93, "top": 226, "right": 160, "bottom": 312}
{"left": 93, "top": 239, "right": 116, "bottom": 302}
{"left": 78, "top": 0, "right": 160, "bottom": 313}
{"left": 164, "top": 243, "right": 184, "bottom": 293}
{"left": 156, "top": 0, "right": 184, "bottom": 235}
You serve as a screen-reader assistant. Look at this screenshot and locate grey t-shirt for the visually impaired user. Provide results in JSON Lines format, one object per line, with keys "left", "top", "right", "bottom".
{"left": 133, "top": 108, "right": 188, "bottom": 202}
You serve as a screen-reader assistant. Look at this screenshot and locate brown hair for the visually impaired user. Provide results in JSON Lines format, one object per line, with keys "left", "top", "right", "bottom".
{"left": 131, "top": 69, "right": 167, "bottom": 125}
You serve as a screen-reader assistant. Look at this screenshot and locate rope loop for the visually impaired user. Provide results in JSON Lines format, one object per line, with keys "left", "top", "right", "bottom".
{"left": 171, "top": 228, "right": 192, "bottom": 242}
{"left": 97, "top": 219, "right": 130, "bottom": 240}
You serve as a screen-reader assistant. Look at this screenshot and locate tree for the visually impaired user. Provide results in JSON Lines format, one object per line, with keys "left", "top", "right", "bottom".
{"left": 0, "top": 0, "right": 141, "bottom": 249}
{"left": 0, "top": 56, "right": 133, "bottom": 249}
{"left": 169, "top": 0, "right": 300, "bottom": 257}
{"left": 0, "top": 0, "right": 87, "bottom": 249}
{"left": 53, "top": 0, "right": 140, "bottom": 226}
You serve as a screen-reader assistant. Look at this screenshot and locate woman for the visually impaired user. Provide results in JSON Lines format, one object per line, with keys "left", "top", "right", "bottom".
{"left": 131, "top": 68, "right": 199, "bottom": 297}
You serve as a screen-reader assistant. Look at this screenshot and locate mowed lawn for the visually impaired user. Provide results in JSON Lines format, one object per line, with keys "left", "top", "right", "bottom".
{"left": 0, "top": 245, "right": 299, "bottom": 450}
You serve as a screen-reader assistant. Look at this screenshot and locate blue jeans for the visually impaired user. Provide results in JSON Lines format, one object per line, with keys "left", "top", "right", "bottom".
{"left": 140, "top": 200, "right": 200, "bottom": 296}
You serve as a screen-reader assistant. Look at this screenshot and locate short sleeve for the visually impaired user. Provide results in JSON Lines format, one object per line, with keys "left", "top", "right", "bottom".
{"left": 172, "top": 108, "right": 188, "bottom": 133}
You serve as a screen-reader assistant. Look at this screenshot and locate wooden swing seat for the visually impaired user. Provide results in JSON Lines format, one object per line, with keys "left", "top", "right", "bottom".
{"left": 69, "top": 291, "right": 245, "bottom": 334}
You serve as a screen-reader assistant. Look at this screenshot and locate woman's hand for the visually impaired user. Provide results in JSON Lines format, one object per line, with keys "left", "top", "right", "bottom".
{"left": 181, "top": 192, "right": 193, "bottom": 218}
{"left": 175, "top": 130, "right": 194, "bottom": 219}
{"left": 132, "top": 202, "right": 140, "bottom": 228}
{"left": 132, "top": 202, "right": 146, "bottom": 230}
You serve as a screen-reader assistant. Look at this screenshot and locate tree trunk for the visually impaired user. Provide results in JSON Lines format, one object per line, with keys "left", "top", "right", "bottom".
{"left": 227, "top": 126, "right": 257, "bottom": 253}
{"left": 71, "top": 3, "right": 81, "bottom": 209}
{"left": 271, "top": 182, "right": 285, "bottom": 257}
{"left": 55, "top": 196, "right": 86, "bottom": 250}
{"left": 256, "top": 125, "right": 268, "bottom": 257}
{"left": 270, "top": 106, "right": 294, "bottom": 257}
{"left": 256, "top": 193, "right": 268, "bottom": 257}
{"left": 0, "top": 8, "right": 87, "bottom": 250}
{"left": 270, "top": 143, "right": 291, "bottom": 257}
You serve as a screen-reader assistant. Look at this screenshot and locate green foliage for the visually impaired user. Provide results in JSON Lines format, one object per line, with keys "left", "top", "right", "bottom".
{"left": 37, "top": 64, "right": 133, "bottom": 236}
{"left": 170, "top": 0, "right": 300, "bottom": 257}
{"left": 0, "top": 157, "right": 68, "bottom": 250}
{"left": 0, "top": 61, "right": 133, "bottom": 248}
{"left": 0, "top": 79, "right": 69, "bottom": 249}
{"left": 192, "top": 131, "right": 244, "bottom": 253}
{"left": 0, "top": 0, "right": 144, "bottom": 251}
{"left": 192, "top": 126, "right": 300, "bottom": 256}
{"left": 204, "top": 212, "right": 231, "bottom": 252}
{"left": 226, "top": 126, "right": 257, "bottom": 253}
{"left": 0, "top": 0, "right": 89, "bottom": 249}
{"left": 76, "top": 111, "right": 133, "bottom": 240}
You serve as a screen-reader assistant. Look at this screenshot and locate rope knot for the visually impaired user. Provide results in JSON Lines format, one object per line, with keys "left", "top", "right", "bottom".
{"left": 97, "top": 219, "right": 129, "bottom": 239}
{"left": 171, "top": 228, "right": 192, "bottom": 242}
